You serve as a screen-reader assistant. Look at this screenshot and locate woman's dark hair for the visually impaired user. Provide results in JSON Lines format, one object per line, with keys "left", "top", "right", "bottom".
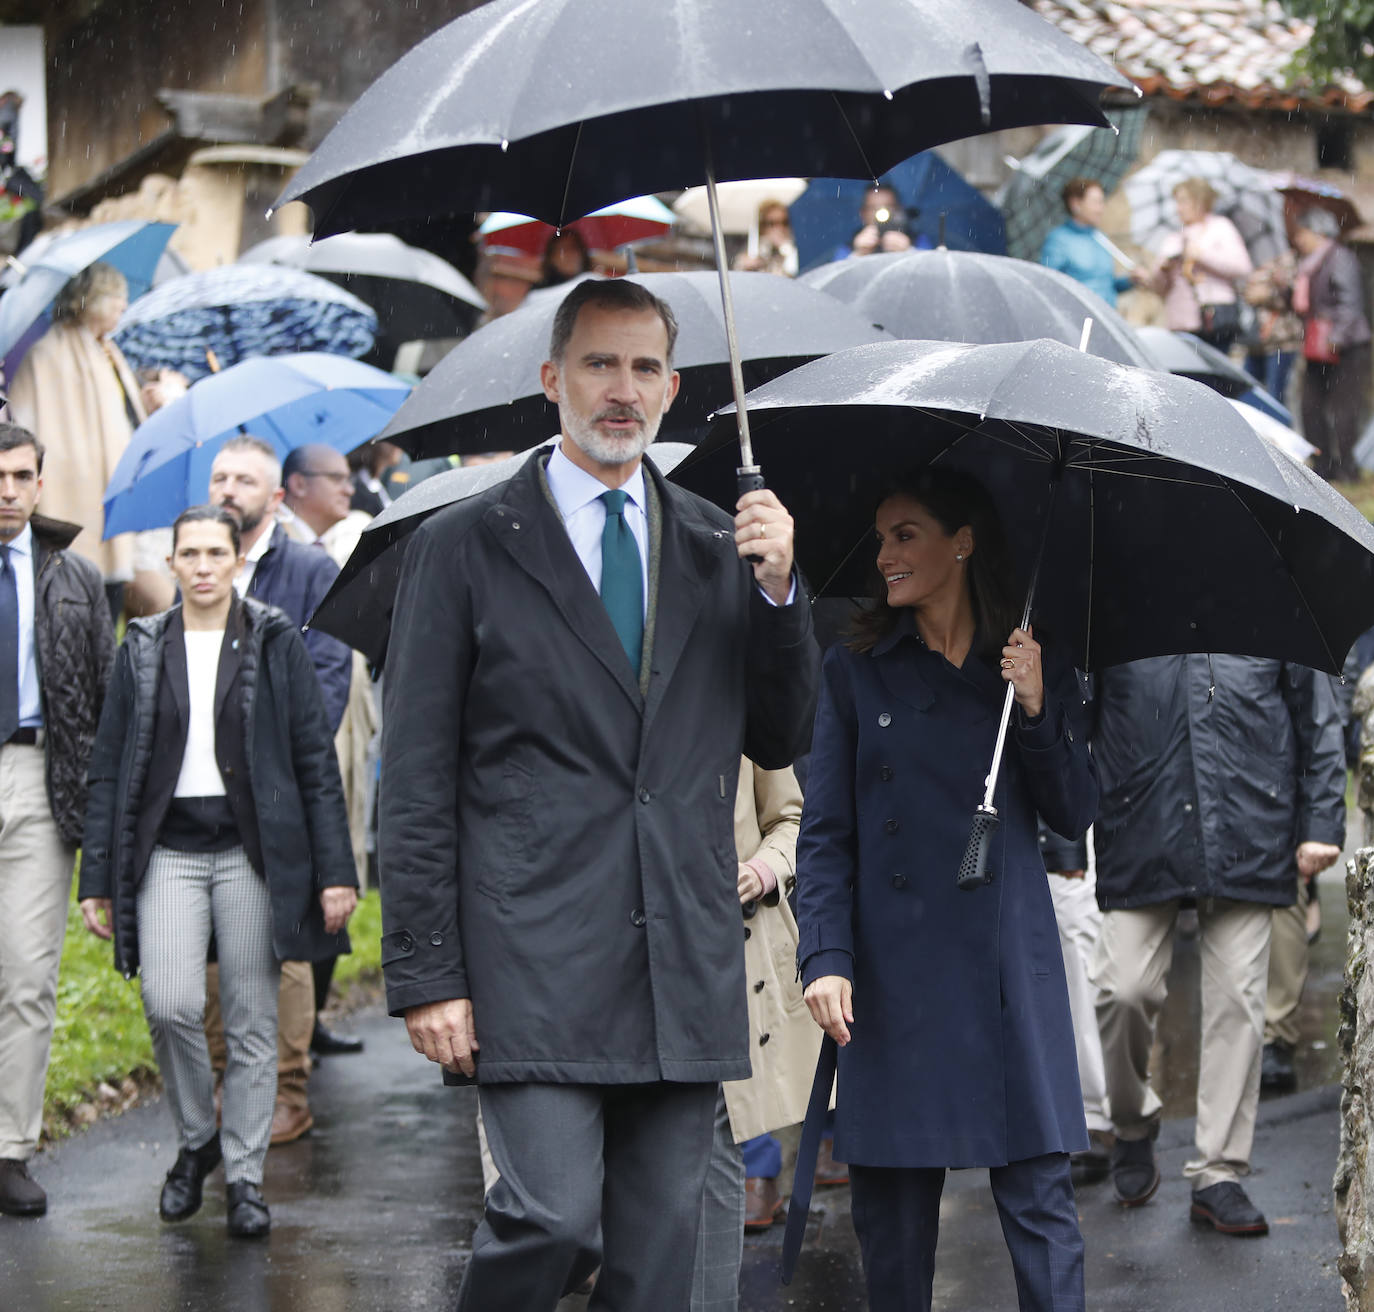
{"left": 848, "top": 467, "right": 1020, "bottom": 659}
{"left": 171, "top": 504, "right": 242, "bottom": 555}
{"left": 540, "top": 228, "right": 591, "bottom": 287}
{"left": 1061, "top": 176, "right": 1102, "bottom": 210}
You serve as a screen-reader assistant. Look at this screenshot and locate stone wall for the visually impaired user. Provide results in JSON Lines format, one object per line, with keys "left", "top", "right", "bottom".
{"left": 1337, "top": 847, "right": 1374, "bottom": 1309}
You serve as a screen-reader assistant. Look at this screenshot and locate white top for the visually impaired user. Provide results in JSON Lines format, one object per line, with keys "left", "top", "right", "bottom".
{"left": 173, "top": 629, "right": 227, "bottom": 797}
{"left": 545, "top": 443, "right": 648, "bottom": 616}
{"left": 233, "top": 523, "right": 275, "bottom": 597}
{"left": 5, "top": 523, "right": 41, "bottom": 727}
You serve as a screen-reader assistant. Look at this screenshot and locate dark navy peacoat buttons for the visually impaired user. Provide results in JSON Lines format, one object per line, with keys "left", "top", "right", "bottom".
{"left": 630, "top": 909, "right": 647, "bottom": 927}
{"left": 430, "top": 932, "right": 444, "bottom": 946}
{"left": 891, "top": 873, "right": 908, "bottom": 889}
{"left": 880, "top": 766, "right": 894, "bottom": 780}
{"left": 638, "top": 788, "right": 652, "bottom": 804}
{"left": 885, "top": 819, "right": 899, "bottom": 833}
{"left": 397, "top": 933, "right": 414, "bottom": 953}
{"left": 878, "top": 712, "right": 892, "bottom": 727}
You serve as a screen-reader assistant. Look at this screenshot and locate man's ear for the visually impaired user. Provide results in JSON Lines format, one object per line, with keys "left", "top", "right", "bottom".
{"left": 662, "top": 369, "right": 681, "bottom": 412}
{"left": 540, "top": 360, "right": 561, "bottom": 404}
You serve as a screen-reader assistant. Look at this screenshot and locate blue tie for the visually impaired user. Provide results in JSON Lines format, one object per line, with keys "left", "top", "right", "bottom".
{"left": 0, "top": 547, "right": 19, "bottom": 743}
{"left": 599, "top": 490, "right": 644, "bottom": 677}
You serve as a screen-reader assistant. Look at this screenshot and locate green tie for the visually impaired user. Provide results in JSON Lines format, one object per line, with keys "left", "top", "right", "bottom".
{"left": 599, "top": 489, "right": 644, "bottom": 676}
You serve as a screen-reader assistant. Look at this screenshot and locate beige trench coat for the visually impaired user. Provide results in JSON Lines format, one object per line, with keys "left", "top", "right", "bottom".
{"left": 723, "top": 761, "right": 826, "bottom": 1144}
{"left": 7, "top": 321, "right": 144, "bottom": 581}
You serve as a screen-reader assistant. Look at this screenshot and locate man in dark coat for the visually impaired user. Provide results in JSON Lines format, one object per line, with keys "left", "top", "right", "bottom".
{"left": 1090, "top": 654, "right": 1345, "bottom": 1235}
{"left": 207, "top": 435, "right": 354, "bottom": 1145}
{"left": 0, "top": 422, "right": 115, "bottom": 1217}
{"left": 380, "top": 278, "right": 819, "bottom": 1310}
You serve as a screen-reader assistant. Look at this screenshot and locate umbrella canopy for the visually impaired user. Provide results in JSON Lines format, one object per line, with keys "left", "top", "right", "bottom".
{"left": 997, "top": 104, "right": 1147, "bottom": 261}
{"left": 672, "top": 337, "right": 1374, "bottom": 674}
{"left": 478, "top": 195, "right": 676, "bottom": 255}
{"left": 0, "top": 220, "right": 177, "bottom": 379}
{"left": 672, "top": 179, "right": 809, "bottom": 235}
{"left": 310, "top": 440, "right": 694, "bottom": 666}
{"left": 1227, "top": 397, "right": 1315, "bottom": 466}
{"left": 112, "top": 264, "right": 378, "bottom": 381}
{"left": 238, "top": 231, "right": 484, "bottom": 362}
{"left": 800, "top": 248, "right": 1152, "bottom": 367}
{"left": 1269, "top": 172, "right": 1362, "bottom": 235}
{"left": 1133, "top": 326, "right": 1292, "bottom": 425}
{"left": 275, "top": 0, "right": 1132, "bottom": 236}
{"left": 379, "top": 269, "right": 893, "bottom": 458}
{"left": 102, "top": 352, "right": 410, "bottom": 537}
{"left": 1124, "top": 150, "right": 1288, "bottom": 266}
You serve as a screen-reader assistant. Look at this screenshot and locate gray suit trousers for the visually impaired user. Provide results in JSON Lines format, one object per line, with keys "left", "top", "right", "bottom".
{"left": 463, "top": 1080, "right": 717, "bottom": 1312}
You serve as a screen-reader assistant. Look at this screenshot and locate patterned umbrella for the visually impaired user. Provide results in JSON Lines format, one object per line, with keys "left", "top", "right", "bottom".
{"left": 112, "top": 264, "right": 376, "bottom": 381}
{"left": 998, "top": 105, "right": 1147, "bottom": 261}
{"left": 1123, "top": 150, "right": 1288, "bottom": 266}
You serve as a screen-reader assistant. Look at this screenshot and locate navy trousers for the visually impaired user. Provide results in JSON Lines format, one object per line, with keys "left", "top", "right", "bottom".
{"left": 849, "top": 1152, "right": 1084, "bottom": 1312}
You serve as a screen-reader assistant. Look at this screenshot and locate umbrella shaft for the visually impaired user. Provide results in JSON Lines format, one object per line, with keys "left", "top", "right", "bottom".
{"left": 704, "top": 158, "right": 756, "bottom": 473}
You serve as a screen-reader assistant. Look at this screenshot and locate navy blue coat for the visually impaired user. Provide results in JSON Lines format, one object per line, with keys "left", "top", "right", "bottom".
{"left": 248, "top": 523, "right": 351, "bottom": 732}
{"left": 796, "top": 613, "right": 1098, "bottom": 1168}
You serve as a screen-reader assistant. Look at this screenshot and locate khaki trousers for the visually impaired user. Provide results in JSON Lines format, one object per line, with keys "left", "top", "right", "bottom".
{"left": 1092, "top": 898, "right": 1271, "bottom": 1189}
{"left": 0, "top": 742, "right": 76, "bottom": 1159}
{"left": 1049, "top": 868, "right": 1111, "bottom": 1133}
{"left": 206, "top": 958, "right": 314, "bottom": 1111}
{"left": 1264, "top": 876, "right": 1309, "bottom": 1048}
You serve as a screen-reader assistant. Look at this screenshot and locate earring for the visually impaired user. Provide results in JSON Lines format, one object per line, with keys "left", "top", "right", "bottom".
{"left": 955, "top": 553, "right": 964, "bottom": 561}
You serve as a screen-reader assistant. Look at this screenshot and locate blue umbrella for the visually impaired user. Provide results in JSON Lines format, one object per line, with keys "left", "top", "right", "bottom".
{"left": 111, "top": 264, "right": 377, "bottom": 381}
{"left": 789, "top": 152, "right": 1007, "bottom": 272}
{"left": 102, "top": 352, "right": 410, "bottom": 537}
{"left": 0, "top": 220, "right": 177, "bottom": 379}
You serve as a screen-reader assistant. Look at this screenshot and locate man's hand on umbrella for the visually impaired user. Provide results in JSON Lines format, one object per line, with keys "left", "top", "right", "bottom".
{"left": 735, "top": 489, "right": 795, "bottom": 606}
{"left": 804, "top": 975, "right": 854, "bottom": 1046}
{"left": 406, "top": 997, "right": 480, "bottom": 1077}
{"left": 1001, "top": 626, "right": 1044, "bottom": 718}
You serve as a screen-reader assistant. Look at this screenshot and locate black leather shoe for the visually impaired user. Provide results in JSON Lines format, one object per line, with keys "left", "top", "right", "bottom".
{"left": 1190, "top": 1181, "right": 1269, "bottom": 1236}
{"left": 1110, "top": 1134, "right": 1160, "bottom": 1207}
{"left": 311, "top": 1022, "right": 364, "bottom": 1056}
{"left": 226, "top": 1181, "right": 271, "bottom": 1237}
{"left": 0, "top": 1158, "right": 47, "bottom": 1216}
{"left": 159, "top": 1134, "right": 222, "bottom": 1222}
{"left": 1070, "top": 1130, "right": 1114, "bottom": 1186}
{"left": 1261, "top": 1041, "right": 1297, "bottom": 1093}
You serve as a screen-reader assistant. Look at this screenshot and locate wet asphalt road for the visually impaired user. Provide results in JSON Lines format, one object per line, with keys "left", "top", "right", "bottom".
{"left": 0, "top": 869, "right": 1354, "bottom": 1311}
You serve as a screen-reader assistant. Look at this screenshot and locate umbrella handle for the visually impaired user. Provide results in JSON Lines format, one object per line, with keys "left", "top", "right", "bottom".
{"left": 957, "top": 803, "right": 999, "bottom": 890}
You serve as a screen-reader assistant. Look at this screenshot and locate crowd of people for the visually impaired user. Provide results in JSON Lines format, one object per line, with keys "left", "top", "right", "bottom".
{"left": 0, "top": 169, "right": 1367, "bottom": 1312}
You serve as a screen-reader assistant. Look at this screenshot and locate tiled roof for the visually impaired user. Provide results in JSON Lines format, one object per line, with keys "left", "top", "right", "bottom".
{"left": 1033, "top": 0, "right": 1372, "bottom": 111}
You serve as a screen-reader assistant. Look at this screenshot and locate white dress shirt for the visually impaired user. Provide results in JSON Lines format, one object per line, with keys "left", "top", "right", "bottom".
{"left": 174, "top": 629, "right": 228, "bottom": 797}
{"left": 545, "top": 443, "right": 648, "bottom": 616}
{"left": 6, "top": 524, "right": 41, "bottom": 727}
{"left": 233, "top": 521, "right": 276, "bottom": 598}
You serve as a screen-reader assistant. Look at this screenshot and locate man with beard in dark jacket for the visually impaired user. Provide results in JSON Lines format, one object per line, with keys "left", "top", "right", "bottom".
{"left": 380, "top": 279, "right": 819, "bottom": 1310}
{"left": 0, "top": 423, "right": 115, "bottom": 1216}
{"left": 1089, "top": 654, "right": 1345, "bottom": 1237}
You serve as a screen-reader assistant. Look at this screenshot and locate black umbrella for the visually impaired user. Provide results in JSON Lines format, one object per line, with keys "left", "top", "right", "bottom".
{"left": 673, "top": 337, "right": 1374, "bottom": 888}
{"left": 1133, "top": 325, "right": 1257, "bottom": 397}
{"left": 275, "top": 0, "right": 1131, "bottom": 491}
{"left": 308, "top": 442, "right": 695, "bottom": 668}
{"left": 238, "top": 232, "right": 486, "bottom": 364}
{"left": 800, "top": 248, "right": 1154, "bottom": 367}
{"left": 377, "top": 271, "right": 894, "bottom": 459}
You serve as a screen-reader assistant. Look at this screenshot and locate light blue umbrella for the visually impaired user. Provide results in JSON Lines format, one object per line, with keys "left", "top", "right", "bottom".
{"left": 0, "top": 220, "right": 177, "bottom": 379}
{"left": 111, "top": 264, "right": 377, "bottom": 381}
{"left": 102, "top": 352, "right": 410, "bottom": 537}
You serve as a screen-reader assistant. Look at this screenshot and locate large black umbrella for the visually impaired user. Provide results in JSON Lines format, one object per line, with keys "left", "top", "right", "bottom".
{"left": 801, "top": 248, "right": 1153, "bottom": 366}
{"left": 275, "top": 0, "right": 1131, "bottom": 487}
{"left": 674, "top": 337, "right": 1374, "bottom": 676}
{"left": 238, "top": 232, "right": 486, "bottom": 365}
{"left": 308, "top": 442, "right": 695, "bottom": 668}
{"left": 377, "top": 271, "right": 893, "bottom": 459}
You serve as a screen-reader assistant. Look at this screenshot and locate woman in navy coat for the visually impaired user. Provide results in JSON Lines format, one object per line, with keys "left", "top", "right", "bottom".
{"left": 797, "top": 468, "right": 1098, "bottom": 1312}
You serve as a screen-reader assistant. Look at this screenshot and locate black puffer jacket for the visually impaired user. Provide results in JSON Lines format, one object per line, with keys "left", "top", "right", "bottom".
{"left": 1092, "top": 654, "right": 1346, "bottom": 910}
{"left": 32, "top": 516, "right": 115, "bottom": 844}
{"left": 79, "top": 598, "right": 356, "bottom": 977}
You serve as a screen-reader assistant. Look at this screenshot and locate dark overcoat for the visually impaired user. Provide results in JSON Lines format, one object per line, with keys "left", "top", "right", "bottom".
{"left": 796, "top": 613, "right": 1098, "bottom": 1168}
{"left": 1091, "top": 654, "right": 1346, "bottom": 910}
{"left": 79, "top": 597, "right": 357, "bottom": 977}
{"left": 378, "top": 449, "right": 819, "bottom": 1085}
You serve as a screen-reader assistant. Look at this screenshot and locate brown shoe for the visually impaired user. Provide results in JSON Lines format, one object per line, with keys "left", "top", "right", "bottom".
{"left": 814, "top": 1136, "right": 849, "bottom": 1187}
{"left": 744, "top": 1176, "right": 785, "bottom": 1230}
{"left": 269, "top": 1097, "right": 314, "bottom": 1145}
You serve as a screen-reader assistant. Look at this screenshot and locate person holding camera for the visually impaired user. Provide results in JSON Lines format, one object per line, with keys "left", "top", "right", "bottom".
{"left": 848, "top": 185, "right": 915, "bottom": 258}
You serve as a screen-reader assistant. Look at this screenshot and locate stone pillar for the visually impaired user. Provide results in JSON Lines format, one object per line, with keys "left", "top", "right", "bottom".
{"left": 1337, "top": 848, "right": 1374, "bottom": 1309}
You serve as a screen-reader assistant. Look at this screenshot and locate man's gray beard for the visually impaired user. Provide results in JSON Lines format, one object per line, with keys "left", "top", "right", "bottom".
{"left": 563, "top": 409, "right": 661, "bottom": 467}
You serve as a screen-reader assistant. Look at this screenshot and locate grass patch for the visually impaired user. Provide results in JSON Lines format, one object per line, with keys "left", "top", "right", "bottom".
{"left": 1332, "top": 474, "right": 1374, "bottom": 524}
{"left": 44, "top": 887, "right": 384, "bottom": 1139}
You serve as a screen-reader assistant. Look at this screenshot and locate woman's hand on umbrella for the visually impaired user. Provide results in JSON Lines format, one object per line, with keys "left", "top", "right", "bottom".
{"left": 735, "top": 489, "right": 796, "bottom": 606}
{"left": 1001, "top": 626, "right": 1044, "bottom": 718}
{"left": 320, "top": 886, "right": 358, "bottom": 934}
{"left": 804, "top": 975, "right": 854, "bottom": 1046}
{"left": 79, "top": 898, "right": 113, "bottom": 940}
